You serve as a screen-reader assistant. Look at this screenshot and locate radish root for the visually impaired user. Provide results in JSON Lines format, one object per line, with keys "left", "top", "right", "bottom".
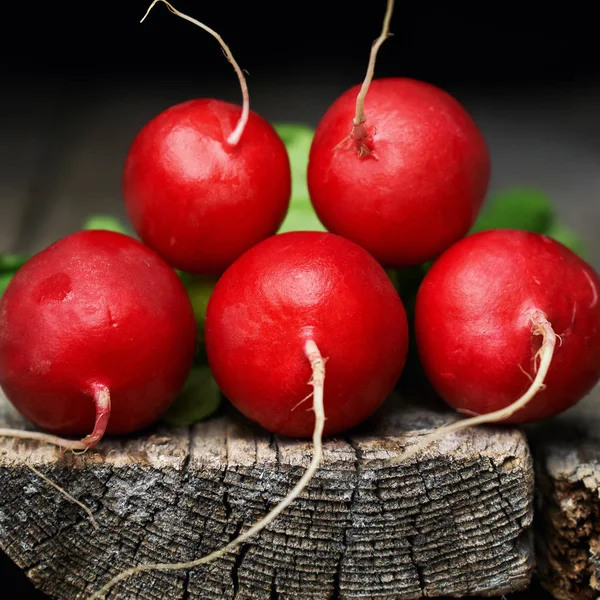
{"left": 87, "top": 340, "right": 326, "bottom": 600}
{"left": 0, "top": 448, "right": 99, "bottom": 530}
{"left": 141, "top": 0, "right": 250, "bottom": 147}
{"left": 389, "top": 312, "right": 557, "bottom": 465}
{"left": 23, "top": 462, "right": 100, "bottom": 530}
{"left": 0, "top": 384, "right": 111, "bottom": 451}
{"left": 349, "top": 0, "right": 395, "bottom": 156}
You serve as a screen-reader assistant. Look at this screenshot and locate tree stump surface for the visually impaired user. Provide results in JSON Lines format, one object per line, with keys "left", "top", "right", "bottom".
{"left": 531, "top": 386, "right": 600, "bottom": 600}
{"left": 0, "top": 388, "right": 534, "bottom": 600}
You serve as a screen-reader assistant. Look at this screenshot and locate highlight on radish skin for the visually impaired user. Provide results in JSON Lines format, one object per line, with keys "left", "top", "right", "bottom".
{"left": 123, "top": 1, "right": 291, "bottom": 275}
{"left": 0, "top": 230, "right": 197, "bottom": 450}
{"left": 307, "top": 2, "right": 490, "bottom": 268}
{"left": 390, "top": 229, "right": 600, "bottom": 464}
{"left": 87, "top": 231, "right": 409, "bottom": 598}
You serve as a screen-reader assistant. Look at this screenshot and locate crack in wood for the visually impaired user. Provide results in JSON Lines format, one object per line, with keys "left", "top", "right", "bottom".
{"left": 230, "top": 519, "right": 248, "bottom": 600}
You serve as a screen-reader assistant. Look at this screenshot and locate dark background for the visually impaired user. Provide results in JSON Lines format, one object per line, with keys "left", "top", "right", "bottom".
{"left": 2, "top": 2, "right": 598, "bottom": 84}
{"left": 0, "top": 1, "right": 597, "bottom": 597}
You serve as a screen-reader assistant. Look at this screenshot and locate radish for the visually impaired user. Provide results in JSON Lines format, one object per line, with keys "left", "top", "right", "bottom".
{"left": 205, "top": 230, "right": 409, "bottom": 437}
{"left": 0, "top": 229, "right": 197, "bottom": 450}
{"left": 392, "top": 229, "right": 600, "bottom": 463}
{"left": 307, "top": 0, "right": 490, "bottom": 267}
{"left": 89, "top": 230, "right": 408, "bottom": 598}
{"left": 123, "top": 0, "right": 291, "bottom": 275}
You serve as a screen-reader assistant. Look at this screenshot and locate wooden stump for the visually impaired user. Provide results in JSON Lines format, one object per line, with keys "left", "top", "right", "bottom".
{"left": 532, "top": 386, "right": 600, "bottom": 600}
{"left": 0, "top": 389, "right": 534, "bottom": 600}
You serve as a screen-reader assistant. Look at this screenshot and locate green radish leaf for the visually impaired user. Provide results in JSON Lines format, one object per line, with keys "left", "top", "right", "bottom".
{"left": 0, "top": 253, "right": 31, "bottom": 296}
{"left": 83, "top": 214, "right": 131, "bottom": 235}
{"left": 0, "top": 272, "right": 14, "bottom": 296}
{"left": 278, "top": 205, "right": 326, "bottom": 234}
{"left": 274, "top": 123, "right": 326, "bottom": 233}
{"left": 183, "top": 275, "right": 219, "bottom": 352}
{"left": 0, "top": 254, "right": 30, "bottom": 273}
{"left": 162, "top": 365, "right": 222, "bottom": 427}
{"left": 274, "top": 123, "right": 314, "bottom": 184}
{"left": 471, "top": 187, "right": 555, "bottom": 235}
{"left": 471, "top": 187, "right": 588, "bottom": 258}
{"left": 546, "top": 223, "right": 589, "bottom": 259}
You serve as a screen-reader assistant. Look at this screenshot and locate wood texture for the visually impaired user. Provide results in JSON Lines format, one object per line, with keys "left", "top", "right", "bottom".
{"left": 531, "top": 386, "right": 600, "bottom": 600}
{"left": 0, "top": 388, "right": 534, "bottom": 600}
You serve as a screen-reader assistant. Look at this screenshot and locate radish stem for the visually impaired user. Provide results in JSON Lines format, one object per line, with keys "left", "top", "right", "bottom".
{"left": 141, "top": 0, "right": 250, "bottom": 147}
{"left": 87, "top": 341, "right": 326, "bottom": 600}
{"left": 351, "top": 0, "right": 395, "bottom": 149}
{"left": 389, "top": 312, "right": 557, "bottom": 465}
{"left": 0, "top": 384, "right": 111, "bottom": 451}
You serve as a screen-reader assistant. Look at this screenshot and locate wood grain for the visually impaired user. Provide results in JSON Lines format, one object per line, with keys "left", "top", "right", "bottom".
{"left": 531, "top": 386, "right": 600, "bottom": 600}
{"left": 0, "top": 388, "right": 534, "bottom": 600}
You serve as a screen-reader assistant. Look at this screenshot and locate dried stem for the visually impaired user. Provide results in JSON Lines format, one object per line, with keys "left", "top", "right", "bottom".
{"left": 353, "top": 0, "right": 395, "bottom": 129}
{"left": 88, "top": 340, "right": 327, "bottom": 600}
{"left": 389, "top": 312, "right": 557, "bottom": 465}
{"left": 141, "top": 0, "right": 250, "bottom": 146}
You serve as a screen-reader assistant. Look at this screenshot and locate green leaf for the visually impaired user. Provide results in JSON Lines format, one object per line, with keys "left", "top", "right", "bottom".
{"left": 278, "top": 205, "right": 326, "bottom": 234}
{"left": 185, "top": 276, "right": 218, "bottom": 322}
{"left": 471, "top": 187, "right": 555, "bottom": 235}
{"left": 0, "top": 272, "right": 14, "bottom": 296}
{"left": 275, "top": 123, "right": 314, "bottom": 184}
{"left": 546, "top": 223, "right": 589, "bottom": 259}
{"left": 470, "top": 187, "right": 588, "bottom": 259}
{"left": 0, "top": 254, "right": 30, "bottom": 273}
{"left": 82, "top": 215, "right": 131, "bottom": 235}
{"left": 274, "top": 123, "right": 326, "bottom": 233}
{"left": 0, "top": 254, "right": 31, "bottom": 297}
{"left": 183, "top": 275, "right": 219, "bottom": 352}
{"left": 161, "top": 365, "right": 222, "bottom": 427}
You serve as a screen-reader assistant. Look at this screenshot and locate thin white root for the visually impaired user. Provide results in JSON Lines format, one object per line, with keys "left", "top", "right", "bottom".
{"left": 388, "top": 312, "right": 557, "bottom": 465}
{"left": 0, "top": 384, "right": 111, "bottom": 451}
{"left": 87, "top": 340, "right": 327, "bottom": 600}
{"left": 0, "top": 448, "right": 99, "bottom": 530}
{"left": 353, "top": 0, "right": 395, "bottom": 129}
{"left": 141, "top": 0, "right": 250, "bottom": 146}
{"left": 517, "top": 363, "right": 534, "bottom": 384}
{"left": 24, "top": 462, "right": 99, "bottom": 530}
{"left": 291, "top": 390, "right": 314, "bottom": 412}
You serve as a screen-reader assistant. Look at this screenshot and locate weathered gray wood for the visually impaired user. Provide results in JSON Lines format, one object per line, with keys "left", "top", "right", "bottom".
{"left": 0, "top": 387, "right": 533, "bottom": 600}
{"left": 531, "top": 386, "right": 600, "bottom": 600}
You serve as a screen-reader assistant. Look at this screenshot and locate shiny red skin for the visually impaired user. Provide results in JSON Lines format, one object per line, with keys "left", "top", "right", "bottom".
{"left": 123, "top": 98, "right": 292, "bottom": 275}
{"left": 205, "top": 231, "right": 409, "bottom": 438}
{"left": 0, "top": 230, "right": 197, "bottom": 436}
{"left": 415, "top": 230, "right": 600, "bottom": 423}
{"left": 307, "top": 78, "right": 491, "bottom": 268}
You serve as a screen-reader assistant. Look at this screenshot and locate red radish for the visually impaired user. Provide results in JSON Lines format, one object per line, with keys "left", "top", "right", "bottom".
{"left": 123, "top": 0, "right": 291, "bottom": 275}
{"left": 0, "top": 229, "right": 197, "bottom": 450}
{"left": 89, "top": 230, "right": 408, "bottom": 598}
{"left": 205, "top": 230, "right": 409, "bottom": 437}
{"left": 392, "top": 229, "right": 600, "bottom": 463}
{"left": 307, "top": 0, "right": 490, "bottom": 267}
